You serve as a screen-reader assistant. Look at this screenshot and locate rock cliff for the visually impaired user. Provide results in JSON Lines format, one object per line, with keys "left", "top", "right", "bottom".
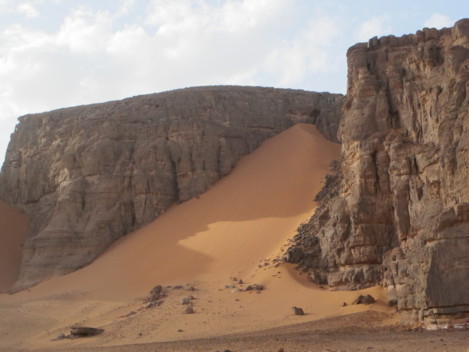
{"left": 0, "top": 86, "right": 344, "bottom": 290}
{"left": 287, "top": 19, "right": 469, "bottom": 327}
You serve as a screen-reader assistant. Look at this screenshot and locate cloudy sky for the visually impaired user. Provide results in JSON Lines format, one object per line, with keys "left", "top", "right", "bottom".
{"left": 0, "top": 0, "right": 467, "bottom": 162}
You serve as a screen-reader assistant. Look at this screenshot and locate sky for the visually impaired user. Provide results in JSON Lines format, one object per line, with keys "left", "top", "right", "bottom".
{"left": 0, "top": 0, "right": 468, "bottom": 163}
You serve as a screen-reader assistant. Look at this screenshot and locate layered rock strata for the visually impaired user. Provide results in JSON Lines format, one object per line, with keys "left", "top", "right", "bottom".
{"left": 287, "top": 19, "right": 469, "bottom": 327}
{"left": 0, "top": 86, "right": 343, "bottom": 290}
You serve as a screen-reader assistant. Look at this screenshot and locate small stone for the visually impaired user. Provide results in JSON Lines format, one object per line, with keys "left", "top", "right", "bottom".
{"left": 124, "top": 310, "right": 137, "bottom": 317}
{"left": 353, "top": 294, "right": 376, "bottom": 305}
{"left": 182, "top": 297, "right": 193, "bottom": 305}
{"left": 387, "top": 299, "right": 398, "bottom": 307}
{"left": 184, "top": 306, "right": 195, "bottom": 314}
{"left": 292, "top": 306, "right": 304, "bottom": 315}
{"left": 52, "top": 333, "right": 67, "bottom": 341}
{"left": 148, "top": 285, "right": 166, "bottom": 301}
{"left": 342, "top": 302, "right": 347, "bottom": 307}
{"left": 244, "top": 284, "right": 264, "bottom": 291}
{"left": 177, "top": 329, "right": 184, "bottom": 332}
{"left": 70, "top": 327, "right": 104, "bottom": 337}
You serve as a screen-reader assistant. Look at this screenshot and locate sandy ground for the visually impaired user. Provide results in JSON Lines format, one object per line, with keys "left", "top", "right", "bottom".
{"left": 1, "top": 124, "right": 467, "bottom": 352}
{"left": 0, "top": 201, "right": 28, "bottom": 292}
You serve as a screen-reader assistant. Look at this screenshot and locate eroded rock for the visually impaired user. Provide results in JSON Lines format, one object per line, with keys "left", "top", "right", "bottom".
{"left": 0, "top": 86, "right": 344, "bottom": 290}
{"left": 288, "top": 19, "right": 469, "bottom": 326}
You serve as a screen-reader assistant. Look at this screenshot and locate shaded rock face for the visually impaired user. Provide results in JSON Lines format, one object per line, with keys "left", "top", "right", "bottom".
{"left": 288, "top": 19, "right": 469, "bottom": 326}
{"left": 0, "top": 86, "right": 343, "bottom": 290}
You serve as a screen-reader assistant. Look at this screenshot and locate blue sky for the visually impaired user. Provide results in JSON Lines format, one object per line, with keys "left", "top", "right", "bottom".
{"left": 0, "top": 0, "right": 468, "bottom": 162}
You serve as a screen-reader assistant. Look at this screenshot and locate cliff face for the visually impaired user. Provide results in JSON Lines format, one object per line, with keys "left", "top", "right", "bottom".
{"left": 0, "top": 86, "right": 344, "bottom": 290}
{"left": 287, "top": 19, "right": 469, "bottom": 327}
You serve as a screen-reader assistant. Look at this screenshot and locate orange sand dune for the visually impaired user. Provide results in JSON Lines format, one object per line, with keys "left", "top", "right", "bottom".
{"left": 0, "top": 124, "right": 395, "bottom": 351}
{"left": 0, "top": 201, "right": 28, "bottom": 292}
{"left": 15, "top": 123, "right": 340, "bottom": 299}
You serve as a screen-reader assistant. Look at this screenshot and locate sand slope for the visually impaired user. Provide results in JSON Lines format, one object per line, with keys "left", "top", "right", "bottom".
{"left": 0, "top": 124, "right": 396, "bottom": 351}
{"left": 0, "top": 201, "right": 28, "bottom": 292}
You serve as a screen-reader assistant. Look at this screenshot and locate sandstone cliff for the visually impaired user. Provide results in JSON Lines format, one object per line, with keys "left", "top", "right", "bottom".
{"left": 0, "top": 86, "right": 344, "bottom": 290}
{"left": 287, "top": 19, "right": 469, "bottom": 327}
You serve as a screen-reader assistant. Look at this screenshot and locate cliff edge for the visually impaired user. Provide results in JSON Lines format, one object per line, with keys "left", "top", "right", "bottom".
{"left": 287, "top": 19, "right": 469, "bottom": 327}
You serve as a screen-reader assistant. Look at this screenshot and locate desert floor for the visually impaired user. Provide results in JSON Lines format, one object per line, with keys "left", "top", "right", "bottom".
{"left": 1, "top": 124, "right": 468, "bottom": 352}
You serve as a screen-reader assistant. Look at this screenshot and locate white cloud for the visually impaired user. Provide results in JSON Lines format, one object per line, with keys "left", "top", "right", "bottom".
{"left": 265, "top": 16, "right": 343, "bottom": 86}
{"left": 355, "top": 15, "right": 392, "bottom": 42}
{"left": 0, "top": 0, "right": 350, "bottom": 163}
{"left": 0, "top": 0, "right": 12, "bottom": 14}
{"left": 424, "top": 13, "right": 452, "bottom": 29}
{"left": 17, "top": 2, "right": 40, "bottom": 18}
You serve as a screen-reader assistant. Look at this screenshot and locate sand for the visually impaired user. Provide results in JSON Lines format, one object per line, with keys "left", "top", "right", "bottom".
{"left": 3, "top": 123, "right": 465, "bottom": 352}
{"left": 0, "top": 201, "right": 28, "bottom": 292}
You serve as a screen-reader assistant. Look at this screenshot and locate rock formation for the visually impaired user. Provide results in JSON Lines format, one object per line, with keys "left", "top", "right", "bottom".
{"left": 0, "top": 86, "right": 344, "bottom": 290}
{"left": 287, "top": 19, "right": 469, "bottom": 327}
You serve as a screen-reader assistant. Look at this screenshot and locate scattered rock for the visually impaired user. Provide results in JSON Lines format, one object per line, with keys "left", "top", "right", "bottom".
{"left": 388, "top": 299, "right": 398, "bottom": 307}
{"left": 70, "top": 327, "right": 104, "bottom": 338}
{"left": 244, "top": 284, "right": 264, "bottom": 292}
{"left": 148, "top": 285, "right": 167, "bottom": 302}
{"left": 278, "top": 348, "right": 285, "bottom": 352}
{"left": 172, "top": 285, "right": 184, "bottom": 290}
{"left": 123, "top": 310, "right": 137, "bottom": 317}
{"left": 184, "top": 306, "right": 195, "bottom": 314}
{"left": 182, "top": 296, "right": 194, "bottom": 305}
{"left": 353, "top": 295, "right": 376, "bottom": 305}
{"left": 342, "top": 302, "right": 348, "bottom": 307}
{"left": 144, "top": 300, "right": 163, "bottom": 309}
{"left": 292, "top": 306, "right": 305, "bottom": 315}
{"left": 177, "top": 329, "right": 184, "bottom": 332}
{"left": 52, "top": 333, "right": 67, "bottom": 341}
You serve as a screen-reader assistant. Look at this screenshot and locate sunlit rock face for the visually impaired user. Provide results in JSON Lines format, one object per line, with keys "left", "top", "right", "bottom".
{"left": 0, "top": 85, "right": 344, "bottom": 290}
{"left": 288, "top": 19, "right": 469, "bottom": 327}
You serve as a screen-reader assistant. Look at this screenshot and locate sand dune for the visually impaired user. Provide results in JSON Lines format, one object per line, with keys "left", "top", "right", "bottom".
{"left": 0, "top": 124, "right": 397, "bottom": 351}
{"left": 0, "top": 201, "right": 28, "bottom": 292}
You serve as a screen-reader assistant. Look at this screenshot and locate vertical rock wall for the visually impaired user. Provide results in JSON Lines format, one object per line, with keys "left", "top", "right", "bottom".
{"left": 0, "top": 86, "right": 343, "bottom": 290}
{"left": 288, "top": 19, "right": 469, "bottom": 327}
